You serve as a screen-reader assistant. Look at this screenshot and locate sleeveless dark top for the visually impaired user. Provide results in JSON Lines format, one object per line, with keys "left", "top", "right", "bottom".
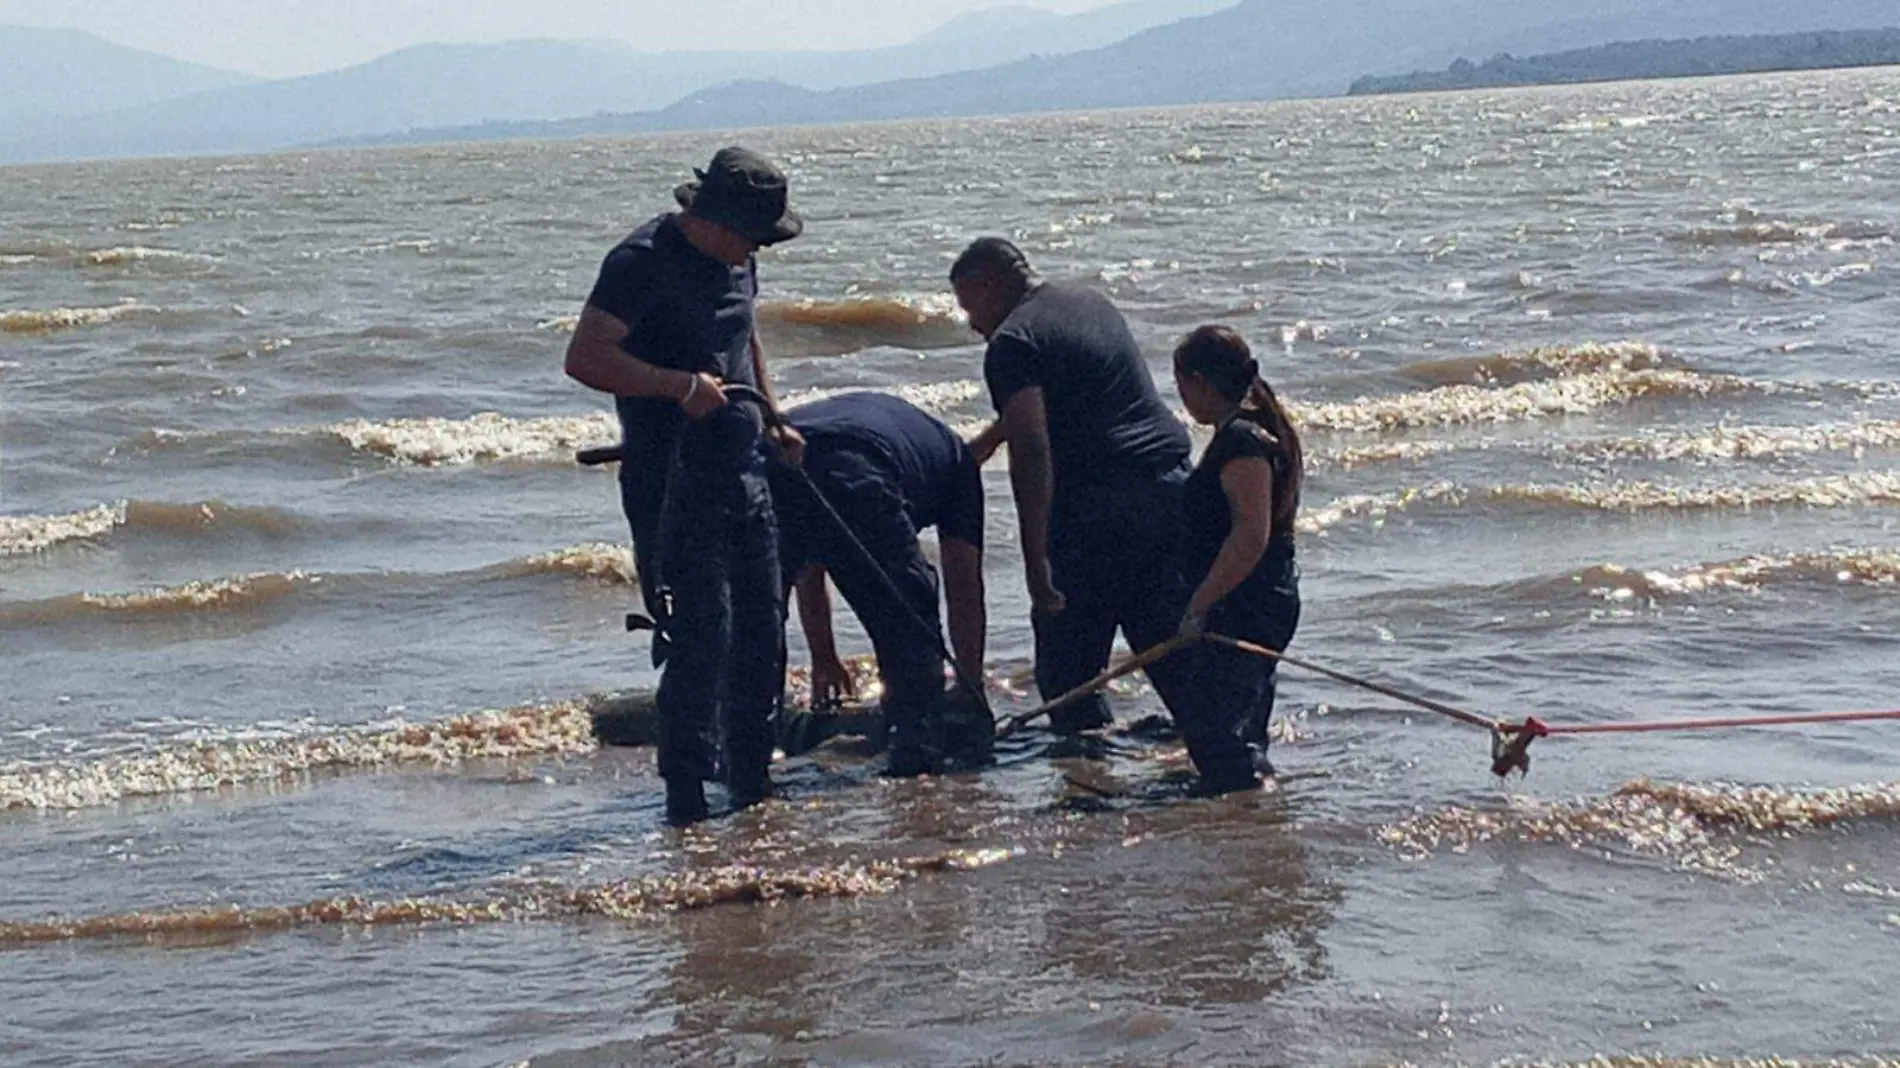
{"left": 1182, "top": 417, "right": 1298, "bottom": 622}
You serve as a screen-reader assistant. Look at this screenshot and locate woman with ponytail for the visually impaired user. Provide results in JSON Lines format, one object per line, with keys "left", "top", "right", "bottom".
{"left": 1170, "top": 325, "right": 1304, "bottom": 794}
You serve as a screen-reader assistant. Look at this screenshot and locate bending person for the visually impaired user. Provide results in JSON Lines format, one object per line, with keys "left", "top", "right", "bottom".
{"left": 951, "top": 238, "right": 1195, "bottom": 734}
{"left": 1172, "top": 325, "right": 1304, "bottom": 794}
{"left": 774, "top": 391, "right": 990, "bottom": 775}
{"left": 564, "top": 146, "right": 805, "bottom": 825}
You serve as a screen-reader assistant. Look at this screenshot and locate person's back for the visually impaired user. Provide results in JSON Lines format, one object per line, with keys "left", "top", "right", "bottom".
{"left": 982, "top": 282, "right": 1189, "bottom": 495}
{"left": 790, "top": 391, "right": 984, "bottom": 544}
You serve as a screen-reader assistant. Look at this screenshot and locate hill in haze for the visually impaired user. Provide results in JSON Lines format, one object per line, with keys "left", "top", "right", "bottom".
{"left": 314, "top": 0, "right": 1900, "bottom": 148}
{"left": 0, "top": 0, "right": 1235, "bottom": 165}
{"left": 1350, "top": 27, "right": 1900, "bottom": 95}
{"left": 0, "top": 24, "right": 255, "bottom": 128}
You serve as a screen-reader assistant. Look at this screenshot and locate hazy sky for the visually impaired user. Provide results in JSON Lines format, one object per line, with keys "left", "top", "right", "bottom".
{"left": 0, "top": 0, "right": 1129, "bottom": 77}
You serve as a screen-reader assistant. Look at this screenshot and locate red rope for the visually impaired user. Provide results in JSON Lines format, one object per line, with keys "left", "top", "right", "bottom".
{"left": 1205, "top": 633, "right": 1898, "bottom": 768}
{"left": 1525, "top": 708, "right": 1900, "bottom": 736}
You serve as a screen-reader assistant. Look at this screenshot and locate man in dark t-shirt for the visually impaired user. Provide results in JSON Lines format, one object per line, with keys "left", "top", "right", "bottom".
{"left": 772, "top": 391, "right": 989, "bottom": 774}
{"left": 951, "top": 238, "right": 1195, "bottom": 734}
{"left": 564, "top": 146, "right": 804, "bottom": 825}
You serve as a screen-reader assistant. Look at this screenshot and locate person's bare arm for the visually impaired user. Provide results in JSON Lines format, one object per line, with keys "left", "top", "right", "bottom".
{"left": 794, "top": 565, "right": 854, "bottom": 706}
{"left": 967, "top": 421, "right": 1006, "bottom": 466}
{"left": 750, "top": 332, "right": 805, "bottom": 463}
{"left": 997, "top": 387, "right": 1062, "bottom": 615}
{"left": 939, "top": 537, "right": 986, "bottom": 684}
{"left": 564, "top": 305, "right": 725, "bottom": 417}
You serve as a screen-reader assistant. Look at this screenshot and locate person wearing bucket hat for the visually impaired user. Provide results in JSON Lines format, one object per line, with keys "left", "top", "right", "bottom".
{"left": 564, "top": 145, "right": 804, "bottom": 825}
{"left": 673, "top": 146, "right": 804, "bottom": 247}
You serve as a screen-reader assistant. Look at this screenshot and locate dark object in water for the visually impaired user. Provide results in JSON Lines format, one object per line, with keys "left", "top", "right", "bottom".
{"left": 589, "top": 691, "right": 888, "bottom": 755}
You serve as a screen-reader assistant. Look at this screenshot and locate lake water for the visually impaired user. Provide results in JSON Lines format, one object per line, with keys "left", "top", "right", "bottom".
{"left": 4, "top": 65, "right": 1900, "bottom": 1066}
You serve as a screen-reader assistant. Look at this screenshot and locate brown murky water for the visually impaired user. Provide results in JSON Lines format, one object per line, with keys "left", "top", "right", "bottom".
{"left": 5, "top": 66, "right": 1900, "bottom": 1065}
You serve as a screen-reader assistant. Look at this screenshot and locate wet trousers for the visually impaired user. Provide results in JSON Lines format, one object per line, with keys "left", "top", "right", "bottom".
{"left": 621, "top": 413, "right": 784, "bottom": 789}
{"left": 775, "top": 445, "right": 948, "bottom": 767}
{"left": 1036, "top": 465, "right": 1198, "bottom": 735}
{"left": 1178, "top": 563, "right": 1301, "bottom": 790}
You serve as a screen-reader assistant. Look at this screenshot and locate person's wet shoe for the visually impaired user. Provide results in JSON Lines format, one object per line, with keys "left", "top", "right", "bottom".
{"left": 665, "top": 777, "right": 710, "bottom": 826}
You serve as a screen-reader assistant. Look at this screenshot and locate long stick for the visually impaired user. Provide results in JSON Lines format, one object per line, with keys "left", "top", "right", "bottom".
{"left": 997, "top": 635, "right": 1193, "bottom": 739}
{"left": 1205, "top": 633, "right": 1501, "bottom": 733}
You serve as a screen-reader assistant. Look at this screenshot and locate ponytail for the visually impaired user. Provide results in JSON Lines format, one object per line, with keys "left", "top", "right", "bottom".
{"left": 1240, "top": 376, "right": 1303, "bottom": 533}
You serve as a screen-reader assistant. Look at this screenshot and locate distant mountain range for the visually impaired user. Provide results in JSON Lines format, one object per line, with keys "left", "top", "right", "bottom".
{"left": 1351, "top": 28, "right": 1900, "bottom": 95}
{"left": 0, "top": 0, "right": 1234, "bottom": 164}
{"left": 4, "top": 0, "right": 1899, "bottom": 165}
{"left": 0, "top": 24, "right": 255, "bottom": 126}
{"left": 309, "top": 0, "right": 1900, "bottom": 150}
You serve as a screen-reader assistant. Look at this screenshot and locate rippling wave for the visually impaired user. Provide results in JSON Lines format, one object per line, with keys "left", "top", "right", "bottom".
{"left": 0, "top": 301, "right": 160, "bottom": 333}
{"left": 1294, "top": 367, "right": 1750, "bottom": 433}
{"left": 1, "top": 500, "right": 296, "bottom": 556}
{"left": 1558, "top": 551, "right": 1900, "bottom": 601}
{"left": 0, "top": 572, "right": 319, "bottom": 626}
{"left": 1300, "top": 471, "right": 1900, "bottom": 534}
{"left": 1381, "top": 779, "right": 1900, "bottom": 881}
{"left": 498, "top": 543, "right": 637, "bottom": 585}
{"left": 83, "top": 245, "right": 214, "bottom": 268}
{"left": 0, "top": 503, "right": 126, "bottom": 555}
{"left": 1565, "top": 419, "right": 1900, "bottom": 462}
{"left": 325, "top": 411, "right": 617, "bottom": 466}
{"left": 0, "top": 702, "right": 598, "bottom": 811}
{"left": 1499, "top": 471, "right": 1900, "bottom": 513}
{"left": 539, "top": 296, "right": 970, "bottom": 359}
{"left": 758, "top": 295, "right": 970, "bottom": 357}
{"left": 0, "top": 848, "right": 1015, "bottom": 947}
{"left": 1675, "top": 211, "right": 1893, "bottom": 249}
{"left": 1314, "top": 439, "right": 1469, "bottom": 470}
{"left": 1398, "top": 341, "right": 1668, "bottom": 387}
{"left": 783, "top": 379, "right": 986, "bottom": 416}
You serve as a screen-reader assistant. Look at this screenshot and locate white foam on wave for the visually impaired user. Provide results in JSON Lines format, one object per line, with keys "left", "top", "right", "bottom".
{"left": 1293, "top": 367, "right": 1751, "bottom": 434}
{"left": 514, "top": 544, "right": 637, "bottom": 585}
{"left": 0, "top": 504, "right": 126, "bottom": 556}
{"left": 1297, "top": 470, "right": 1900, "bottom": 537}
{"left": 1580, "top": 550, "right": 1900, "bottom": 602}
{"left": 84, "top": 246, "right": 210, "bottom": 267}
{"left": 0, "top": 301, "right": 158, "bottom": 334}
{"left": 327, "top": 412, "right": 618, "bottom": 466}
{"left": 783, "top": 380, "right": 986, "bottom": 416}
{"left": 0, "top": 702, "right": 598, "bottom": 811}
{"left": 1570, "top": 419, "right": 1900, "bottom": 462}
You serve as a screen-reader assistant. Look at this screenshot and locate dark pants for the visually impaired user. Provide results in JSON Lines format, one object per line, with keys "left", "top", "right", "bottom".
{"left": 624, "top": 406, "right": 785, "bottom": 789}
{"left": 775, "top": 445, "right": 947, "bottom": 767}
{"left": 1037, "top": 465, "right": 1198, "bottom": 735}
{"left": 1180, "top": 567, "right": 1301, "bottom": 789}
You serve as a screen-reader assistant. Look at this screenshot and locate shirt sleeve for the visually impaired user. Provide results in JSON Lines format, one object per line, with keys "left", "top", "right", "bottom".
{"left": 938, "top": 446, "right": 986, "bottom": 550}
{"left": 1218, "top": 424, "right": 1278, "bottom": 472}
{"left": 584, "top": 245, "right": 659, "bottom": 328}
{"left": 982, "top": 329, "right": 1042, "bottom": 414}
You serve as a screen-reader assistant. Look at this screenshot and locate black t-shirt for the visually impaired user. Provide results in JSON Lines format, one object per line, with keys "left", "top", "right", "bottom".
{"left": 791, "top": 391, "right": 984, "bottom": 548}
{"left": 585, "top": 213, "right": 760, "bottom": 462}
{"left": 1183, "top": 419, "right": 1297, "bottom": 606}
{"left": 982, "top": 282, "right": 1189, "bottom": 495}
